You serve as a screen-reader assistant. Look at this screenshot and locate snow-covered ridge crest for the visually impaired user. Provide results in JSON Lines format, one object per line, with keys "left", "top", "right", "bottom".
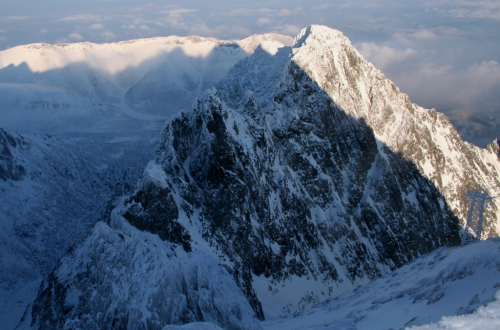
{"left": 284, "top": 24, "right": 500, "bottom": 236}
{"left": 0, "top": 32, "right": 293, "bottom": 131}
{"left": 0, "top": 33, "right": 292, "bottom": 75}
{"left": 219, "top": 26, "right": 499, "bottom": 238}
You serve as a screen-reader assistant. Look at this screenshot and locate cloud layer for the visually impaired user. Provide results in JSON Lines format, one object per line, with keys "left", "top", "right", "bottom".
{"left": 1, "top": 0, "right": 499, "bottom": 145}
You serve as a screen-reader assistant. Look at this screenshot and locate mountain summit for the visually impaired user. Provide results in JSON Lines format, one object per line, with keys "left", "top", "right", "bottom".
{"left": 23, "top": 26, "right": 500, "bottom": 330}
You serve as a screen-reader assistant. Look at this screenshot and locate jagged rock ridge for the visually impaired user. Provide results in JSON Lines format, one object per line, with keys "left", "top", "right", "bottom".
{"left": 220, "top": 25, "right": 500, "bottom": 237}
{"left": 22, "top": 214, "right": 260, "bottom": 330}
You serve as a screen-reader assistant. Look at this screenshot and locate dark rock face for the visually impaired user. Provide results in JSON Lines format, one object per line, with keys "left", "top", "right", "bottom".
{"left": 0, "top": 128, "right": 28, "bottom": 181}
{"left": 113, "top": 26, "right": 489, "bottom": 318}
{"left": 121, "top": 78, "right": 460, "bottom": 317}
{"left": 123, "top": 182, "right": 192, "bottom": 251}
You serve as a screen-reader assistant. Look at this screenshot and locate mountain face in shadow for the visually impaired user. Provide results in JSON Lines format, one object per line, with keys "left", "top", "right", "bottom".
{"left": 124, "top": 44, "right": 254, "bottom": 116}
{"left": 0, "top": 129, "right": 28, "bottom": 181}
{"left": 217, "top": 26, "right": 500, "bottom": 239}
{"left": 25, "top": 26, "right": 499, "bottom": 329}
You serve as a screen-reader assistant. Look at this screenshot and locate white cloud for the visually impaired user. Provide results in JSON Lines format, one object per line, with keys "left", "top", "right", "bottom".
{"left": 450, "top": 60, "right": 500, "bottom": 105}
{"left": 452, "top": 0, "right": 500, "bottom": 20}
{"left": 228, "top": 8, "right": 254, "bottom": 17}
{"left": 256, "top": 17, "right": 272, "bottom": 26}
{"left": 90, "top": 23, "right": 105, "bottom": 30}
{"left": 68, "top": 33, "right": 83, "bottom": 40}
{"left": 277, "top": 9, "right": 292, "bottom": 16}
{"left": 101, "top": 31, "right": 116, "bottom": 41}
{"left": 391, "top": 59, "right": 500, "bottom": 114}
{"left": 39, "top": 28, "right": 48, "bottom": 33}
{"left": 139, "top": 25, "right": 149, "bottom": 31}
{"left": 313, "top": 4, "right": 333, "bottom": 10}
{"left": 273, "top": 24, "right": 301, "bottom": 36}
{"left": 157, "top": 8, "right": 197, "bottom": 30}
{"left": 60, "top": 14, "right": 101, "bottom": 22}
{"left": 357, "top": 42, "right": 417, "bottom": 70}
{"left": 229, "top": 25, "right": 252, "bottom": 37}
{"left": 450, "top": 8, "right": 500, "bottom": 20}
{"left": 393, "top": 27, "right": 463, "bottom": 43}
{"left": 165, "top": 8, "right": 197, "bottom": 16}
{"left": 411, "top": 29, "right": 440, "bottom": 40}
{"left": 188, "top": 23, "right": 217, "bottom": 37}
{"left": 6, "top": 16, "right": 28, "bottom": 21}
{"left": 428, "top": 0, "right": 500, "bottom": 21}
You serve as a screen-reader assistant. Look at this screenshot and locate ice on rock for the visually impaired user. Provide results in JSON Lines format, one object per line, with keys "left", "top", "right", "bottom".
{"left": 23, "top": 211, "right": 261, "bottom": 330}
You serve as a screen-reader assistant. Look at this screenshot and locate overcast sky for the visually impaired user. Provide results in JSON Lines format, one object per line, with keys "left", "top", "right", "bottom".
{"left": 1, "top": 0, "right": 499, "bottom": 146}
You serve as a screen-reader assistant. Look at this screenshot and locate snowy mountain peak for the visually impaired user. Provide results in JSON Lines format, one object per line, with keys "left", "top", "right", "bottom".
{"left": 293, "top": 25, "right": 345, "bottom": 48}
{"left": 282, "top": 25, "right": 500, "bottom": 235}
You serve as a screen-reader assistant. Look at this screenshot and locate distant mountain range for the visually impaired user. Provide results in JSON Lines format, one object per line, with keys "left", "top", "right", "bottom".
{"left": 0, "top": 33, "right": 293, "bottom": 329}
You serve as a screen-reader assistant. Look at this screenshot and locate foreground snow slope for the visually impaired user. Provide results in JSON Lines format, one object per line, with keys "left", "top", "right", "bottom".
{"left": 263, "top": 238, "right": 500, "bottom": 330}
{"left": 409, "top": 292, "right": 500, "bottom": 330}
